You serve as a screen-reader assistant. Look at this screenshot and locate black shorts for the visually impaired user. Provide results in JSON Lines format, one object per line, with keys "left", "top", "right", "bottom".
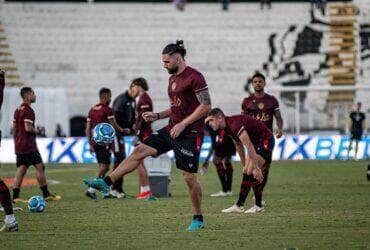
{"left": 143, "top": 128, "right": 203, "bottom": 173}
{"left": 350, "top": 130, "right": 363, "bottom": 141}
{"left": 214, "top": 141, "right": 236, "bottom": 158}
{"left": 255, "top": 137, "right": 275, "bottom": 164}
{"left": 94, "top": 146, "right": 111, "bottom": 164}
{"left": 16, "top": 151, "right": 43, "bottom": 167}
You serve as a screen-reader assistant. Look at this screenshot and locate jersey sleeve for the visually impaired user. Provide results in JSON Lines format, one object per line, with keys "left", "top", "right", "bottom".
{"left": 229, "top": 119, "right": 245, "bottom": 139}
{"left": 105, "top": 106, "right": 114, "bottom": 120}
{"left": 192, "top": 72, "right": 208, "bottom": 94}
{"left": 87, "top": 109, "right": 92, "bottom": 123}
{"left": 139, "top": 96, "right": 153, "bottom": 113}
{"left": 241, "top": 98, "right": 248, "bottom": 114}
{"left": 271, "top": 96, "right": 280, "bottom": 111}
{"left": 24, "top": 108, "right": 35, "bottom": 124}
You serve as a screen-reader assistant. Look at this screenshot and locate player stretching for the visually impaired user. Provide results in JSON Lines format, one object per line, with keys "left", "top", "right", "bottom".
{"left": 132, "top": 78, "right": 155, "bottom": 200}
{"left": 0, "top": 70, "right": 18, "bottom": 232}
{"left": 85, "top": 88, "right": 124, "bottom": 199}
{"left": 12, "top": 87, "right": 61, "bottom": 203}
{"left": 241, "top": 72, "right": 283, "bottom": 209}
{"left": 205, "top": 108, "right": 274, "bottom": 214}
{"left": 346, "top": 102, "right": 366, "bottom": 160}
{"left": 201, "top": 126, "right": 235, "bottom": 197}
{"left": 84, "top": 40, "right": 211, "bottom": 231}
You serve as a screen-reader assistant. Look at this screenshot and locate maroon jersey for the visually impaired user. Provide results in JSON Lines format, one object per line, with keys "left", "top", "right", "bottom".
{"left": 167, "top": 66, "right": 208, "bottom": 138}
{"left": 225, "top": 115, "right": 273, "bottom": 147}
{"left": 0, "top": 71, "right": 4, "bottom": 110}
{"left": 87, "top": 103, "right": 114, "bottom": 134}
{"left": 241, "top": 93, "right": 279, "bottom": 131}
{"left": 135, "top": 92, "right": 153, "bottom": 140}
{"left": 13, "top": 103, "right": 38, "bottom": 154}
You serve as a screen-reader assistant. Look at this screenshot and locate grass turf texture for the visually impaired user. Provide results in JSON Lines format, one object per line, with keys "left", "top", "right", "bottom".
{"left": 1, "top": 160, "right": 369, "bottom": 249}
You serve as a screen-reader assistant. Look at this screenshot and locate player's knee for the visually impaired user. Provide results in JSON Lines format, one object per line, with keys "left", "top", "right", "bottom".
{"left": 225, "top": 157, "right": 232, "bottom": 165}
{"left": 35, "top": 164, "right": 45, "bottom": 172}
{"left": 132, "top": 145, "right": 148, "bottom": 158}
{"left": 213, "top": 157, "right": 222, "bottom": 166}
{"left": 183, "top": 173, "right": 196, "bottom": 187}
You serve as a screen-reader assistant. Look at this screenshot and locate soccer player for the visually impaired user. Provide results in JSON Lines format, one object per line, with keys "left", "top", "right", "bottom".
{"left": 111, "top": 82, "right": 139, "bottom": 198}
{"left": 84, "top": 40, "right": 211, "bottom": 231}
{"left": 241, "top": 72, "right": 283, "bottom": 207}
{"left": 85, "top": 87, "right": 125, "bottom": 199}
{"left": 12, "top": 87, "right": 61, "bottom": 203}
{"left": 201, "top": 126, "right": 235, "bottom": 197}
{"left": 0, "top": 70, "right": 19, "bottom": 232}
{"left": 205, "top": 108, "right": 274, "bottom": 214}
{"left": 132, "top": 78, "right": 154, "bottom": 200}
{"left": 347, "top": 102, "right": 366, "bottom": 160}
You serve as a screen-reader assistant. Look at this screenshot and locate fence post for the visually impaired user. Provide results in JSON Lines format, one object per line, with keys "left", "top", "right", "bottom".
{"left": 295, "top": 91, "right": 300, "bottom": 134}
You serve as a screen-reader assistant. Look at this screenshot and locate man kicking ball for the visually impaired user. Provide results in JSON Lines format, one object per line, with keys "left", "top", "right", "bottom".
{"left": 83, "top": 40, "right": 211, "bottom": 231}
{"left": 205, "top": 108, "right": 274, "bottom": 214}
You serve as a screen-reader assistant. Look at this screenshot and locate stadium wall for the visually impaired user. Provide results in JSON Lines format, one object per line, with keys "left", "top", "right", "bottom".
{"left": 0, "top": 2, "right": 369, "bottom": 135}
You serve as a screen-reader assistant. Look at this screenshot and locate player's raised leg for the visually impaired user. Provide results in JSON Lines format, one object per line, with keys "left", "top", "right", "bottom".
{"left": 0, "top": 179, "right": 18, "bottom": 232}
{"left": 84, "top": 143, "right": 157, "bottom": 196}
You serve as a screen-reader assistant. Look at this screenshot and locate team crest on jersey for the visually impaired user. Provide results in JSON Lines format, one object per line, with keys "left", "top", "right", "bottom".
{"left": 172, "top": 82, "right": 177, "bottom": 91}
{"left": 257, "top": 103, "right": 264, "bottom": 110}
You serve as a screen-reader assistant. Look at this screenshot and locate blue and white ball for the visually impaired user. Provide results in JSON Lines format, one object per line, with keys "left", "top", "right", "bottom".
{"left": 92, "top": 123, "right": 115, "bottom": 145}
{"left": 28, "top": 195, "right": 46, "bottom": 213}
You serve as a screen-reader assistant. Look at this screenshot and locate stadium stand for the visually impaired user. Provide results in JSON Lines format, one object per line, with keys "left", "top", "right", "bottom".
{"left": 0, "top": 2, "right": 368, "bottom": 135}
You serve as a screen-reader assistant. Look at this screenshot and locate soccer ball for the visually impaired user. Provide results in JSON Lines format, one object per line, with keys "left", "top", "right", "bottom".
{"left": 28, "top": 196, "right": 46, "bottom": 213}
{"left": 92, "top": 123, "right": 115, "bottom": 145}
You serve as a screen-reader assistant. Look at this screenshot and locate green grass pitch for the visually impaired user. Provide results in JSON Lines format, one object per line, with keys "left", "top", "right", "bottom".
{"left": 1, "top": 160, "right": 370, "bottom": 249}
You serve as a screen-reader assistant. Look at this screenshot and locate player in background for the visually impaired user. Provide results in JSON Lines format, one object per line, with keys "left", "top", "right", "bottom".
{"left": 12, "top": 87, "right": 61, "bottom": 203}
{"left": 84, "top": 40, "right": 211, "bottom": 231}
{"left": 205, "top": 108, "right": 274, "bottom": 214}
{"left": 241, "top": 72, "right": 283, "bottom": 207}
{"left": 0, "top": 70, "right": 19, "bottom": 232}
{"left": 201, "top": 125, "right": 235, "bottom": 197}
{"left": 132, "top": 78, "right": 155, "bottom": 200}
{"left": 111, "top": 82, "right": 138, "bottom": 198}
{"left": 85, "top": 88, "right": 125, "bottom": 199}
{"left": 346, "top": 102, "right": 366, "bottom": 160}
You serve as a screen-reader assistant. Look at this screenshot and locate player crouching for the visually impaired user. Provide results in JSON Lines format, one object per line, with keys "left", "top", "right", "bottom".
{"left": 205, "top": 108, "right": 274, "bottom": 214}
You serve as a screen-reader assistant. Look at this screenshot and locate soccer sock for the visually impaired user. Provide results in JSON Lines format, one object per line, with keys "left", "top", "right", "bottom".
{"left": 103, "top": 176, "right": 113, "bottom": 186}
{"left": 112, "top": 177, "right": 123, "bottom": 192}
{"left": 40, "top": 185, "right": 50, "bottom": 198}
{"left": 87, "top": 187, "right": 95, "bottom": 193}
{"left": 12, "top": 188, "right": 20, "bottom": 200}
{"left": 140, "top": 185, "right": 151, "bottom": 193}
{"left": 215, "top": 162, "right": 227, "bottom": 192}
{"left": 224, "top": 162, "right": 233, "bottom": 192}
{"left": 253, "top": 185, "right": 263, "bottom": 207}
{"left": 193, "top": 214, "right": 203, "bottom": 222}
{"left": 0, "top": 180, "right": 14, "bottom": 216}
{"left": 236, "top": 174, "right": 259, "bottom": 207}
